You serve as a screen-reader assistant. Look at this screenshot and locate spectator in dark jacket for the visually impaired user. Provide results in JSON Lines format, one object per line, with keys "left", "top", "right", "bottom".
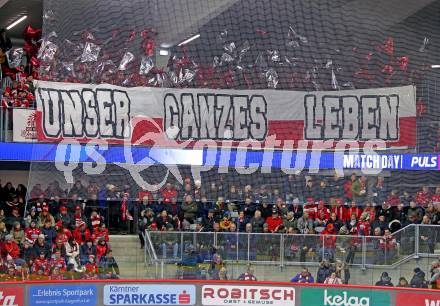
{"left": 156, "top": 210, "right": 174, "bottom": 231}
{"left": 326, "top": 212, "right": 343, "bottom": 233}
{"left": 181, "top": 195, "right": 198, "bottom": 223}
{"left": 372, "top": 177, "right": 387, "bottom": 205}
{"left": 202, "top": 210, "right": 216, "bottom": 232}
{"left": 316, "top": 260, "right": 332, "bottom": 283}
{"left": 242, "top": 198, "right": 257, "bottom": 219}
{"left": 394, "top": 204, "right": 408, "bottom": 224}
{"left": 41, "top": 220, "right": 57, "bottom": 245}
{"left": 407, "top": 201, "right": 424, "bottom": 223}
{"left": 250, "top": 210, "right": 265, "bottom": 233}
{"left": 370, "top": 215, "right": 388, "bottom": 235}
{"left": 80, "top": 240, "right": 97, "bottom": 265}
{"left": 32, "top": 234, "right": 51, "bottom": 258}
{"left": 410, "top": 268, "right": 428, "bottom": 288}
{"left": 56, "top": 206, "right": 73, "bottom": 229}
{"left": 99, "top": 250, "right": 120, "bottom": 278}
{"left": 375, "top": 203, "right": 393, "bottom": 223}
{"left": 375, "top": 272, "right": 393, "bottom": 286}
{"left": 0, "top": 29, "right": 12, "bottom": 53}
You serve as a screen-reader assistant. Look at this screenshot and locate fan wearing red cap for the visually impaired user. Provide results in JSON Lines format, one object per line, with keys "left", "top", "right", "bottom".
{"left": 84, "top": 254, "right": 99, "bottom": 274}
{"left": 72, "top": 221, "right": 91, "bottom": 245}
{"left": 56, "top": 206, "right": 73, "bottom": 230}
{"left": 319, "top": 223, "right": 337, "bottom": 262}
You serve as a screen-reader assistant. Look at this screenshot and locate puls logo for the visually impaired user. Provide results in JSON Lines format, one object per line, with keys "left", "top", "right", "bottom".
{"left": 324, "top": 289, "right": 369, "bottom": 306}
{"left": 0, "top": 291, "right": 19, "bottom": 306}
{"left": 410, "top": 156, "right": 438, "bottom": 168}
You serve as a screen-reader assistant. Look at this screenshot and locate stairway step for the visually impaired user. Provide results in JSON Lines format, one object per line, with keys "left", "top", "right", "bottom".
{"left": 111, "top": 247, "right": 143, "bottom": 252}
{"left": 110, "top": 235, "right": 138, "bottom": 240}
{"left": 113, "top": 255, "right": 144, "bottom": 261}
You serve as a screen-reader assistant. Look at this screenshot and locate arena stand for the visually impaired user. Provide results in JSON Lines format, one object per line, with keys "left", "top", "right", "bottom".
{"left": 0, "top": 0, "right": 439, "bottom": 304}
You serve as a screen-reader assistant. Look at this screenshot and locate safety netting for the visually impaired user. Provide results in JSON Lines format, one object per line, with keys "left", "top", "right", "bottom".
{"left": 21, "top": 0, "right": 440, "bottom": 234}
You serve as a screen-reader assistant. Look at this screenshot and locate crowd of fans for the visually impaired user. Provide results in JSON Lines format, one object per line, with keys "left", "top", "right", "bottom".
{"left": 1, "top": 75, "right": 35, "bottom": 108}
{"left": 0, "top": 171, "right": 439, "bottom": 283}
{"left": 289, "top": 261, "right": 440, "bottom": 288}
{"left": 1, "top": 28, "right": 37, "bottom": 109}
{"left": 139, "top": 175, "right": 439, "bottom": 264}
{"left": 0, "top": 181, "right": 119, "bottom": 281}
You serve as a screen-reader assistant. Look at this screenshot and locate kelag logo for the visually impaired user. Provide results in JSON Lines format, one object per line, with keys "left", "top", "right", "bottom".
{"left": 29, "top": 285, "right": 97, "bottom": 306}
{"left": 0, "top": 287, "right": 23, "bottom": 306}
{"left": 103, "top": 284, "right": 196, "bottom": 305}
{"left": 301, "top": 288, "right": 390, "bottom": 306}
{"left": 202, "top": 285, "right": 295, "bottom": 306}
{"left": 396, "top": 292, "right": 440, "bottom": 306}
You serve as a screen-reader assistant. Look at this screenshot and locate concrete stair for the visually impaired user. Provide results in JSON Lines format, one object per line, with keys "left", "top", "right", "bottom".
{"left": 110, "top": 235, "right": 147, "bottom": 279}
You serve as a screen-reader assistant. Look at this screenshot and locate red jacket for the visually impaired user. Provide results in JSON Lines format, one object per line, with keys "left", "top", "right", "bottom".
{"left": 363, "top": 208, "right": 376, "bottom": 222}
{"left": 386, "top": 194, "right": 400, "bottom": 207}
{"left": 344, "top": 180, "right": 353, "bottom": 200}
{"left": 50, "top": 258, "right": 67, "bottom": 272}
{"left": 320, "top": 230, "right": 337, "bottom": 248}
{"left": 357, "top": 221, "right": 371, "bottom": 236}
{"left": 138, "top": 190, "right": 152, "bottom": 203}
{"left": 96, "top": 243, "right": 109, "bottom": 261}
{"left": 92, "top": 228, "right": 109, "bottom": 242}
{"left": 85, "top": 262, "right": 99, "bottom": 274}
{"left": 32, "top": 258, "right": 50, "bottom": 275}
{"left": 73, "top": 228, "right": 91, "bottom": 245}
{"left": 303, "top": 204, "right": 317, "bottom": 220}
{"left": 416, "top": 191, "right": 431, "bottom": 207}
{"left": 316, "top": 207, "right": 330, "bottom": 222}
{"left": 56, "top": 229, "right": 72, "bottom": 244}
{"left": 161, "top": 188, "right": 177, "bottom": 203}
{"left": 379, "top": 235, "right": 397, "bottom": 251}
{"left": 432, "top": 194, "right": 440, "bottom": 204}
{"left": 265, "top": 216, "right": 283, "bottom": 232}
{"left": 25, "top": 227, "right": 41, "bottom": 244}
{"left": 1, "top": 241, "right": 20, "bottom": 259}
{"left": 331, "top": 206, "right": 348, "bottom": 223}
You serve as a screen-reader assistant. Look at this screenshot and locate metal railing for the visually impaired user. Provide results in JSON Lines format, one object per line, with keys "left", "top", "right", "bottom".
{"left": 144, "top": 224, "right": 439, "bottom": 271}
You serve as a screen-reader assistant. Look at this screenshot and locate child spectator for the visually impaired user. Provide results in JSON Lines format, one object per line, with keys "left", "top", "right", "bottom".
{"left": 324, "top": 272, "right": 343, "bottom": 285}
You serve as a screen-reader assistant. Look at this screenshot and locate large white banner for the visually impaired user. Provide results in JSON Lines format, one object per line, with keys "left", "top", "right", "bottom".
{"left": 34, "top": 80, "right": 416, "bottom": 148}
{"left": 13, "top": 108, "right": 37, "bottom": 142}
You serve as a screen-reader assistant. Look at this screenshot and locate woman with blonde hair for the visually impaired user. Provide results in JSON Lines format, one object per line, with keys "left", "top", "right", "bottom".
{"left": 324, "top": 272, "right": 343, "bottom": 284}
